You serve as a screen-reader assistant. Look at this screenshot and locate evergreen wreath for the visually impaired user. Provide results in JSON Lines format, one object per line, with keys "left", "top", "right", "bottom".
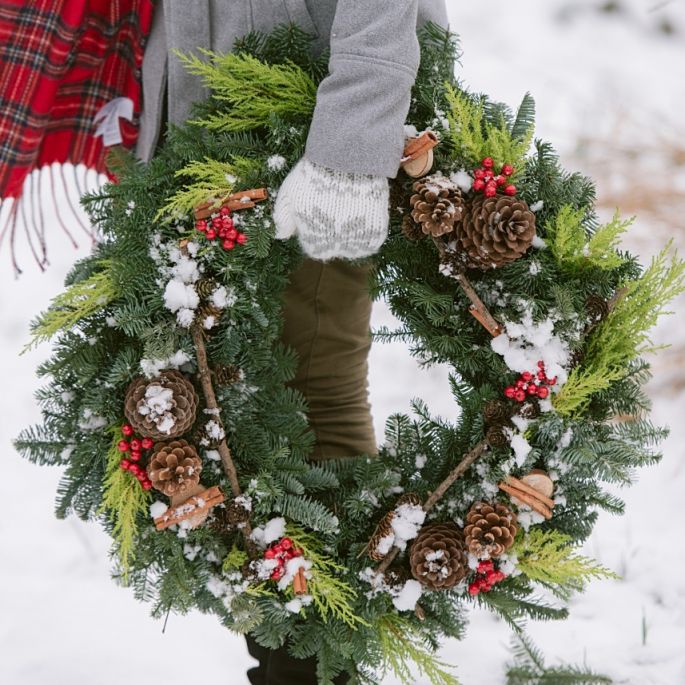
{"left": 17, "top": 25, "right": 685, "bottom": 685}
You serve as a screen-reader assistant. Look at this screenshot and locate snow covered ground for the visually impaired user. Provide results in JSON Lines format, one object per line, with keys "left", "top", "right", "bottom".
{"left": 2, "top": 1, "right": 684, "bottom": 683}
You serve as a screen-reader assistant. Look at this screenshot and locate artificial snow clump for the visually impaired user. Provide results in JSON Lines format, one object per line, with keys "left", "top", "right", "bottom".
{"left": 251, "top": 517, "right": 286, "bottom": 547}
{"left": 150, "top": 501, "right": 168, "bottom": 519}
{"left": 392, "top": 579, "right": 423, "bottom": 612}
{"left": 78, "top": 409, "right": 107, "bottom": 431}
{"left": 211, "top": 285, "right": 237, "bottom": 309}
{"left": 450, "top": 169, "right": 473, "bottom": 193}
{"left": 267, "top": 155, "right": 287, "bottom": 171}
{"left": 163, "top": 279, "right": 199, "bottom": 328}
{"left": 137, "top": 384, "right": 176, "bottom": 434}
{"left": 140, "top": 350, "right": 190, "bottom": 377}
{"left": 379, "top": 502, "right": 426, "bottom": 554}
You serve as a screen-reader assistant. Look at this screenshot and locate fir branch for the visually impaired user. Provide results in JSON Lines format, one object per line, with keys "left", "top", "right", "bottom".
{"left": 176, "top": 49, "right": 317, "bottom": 132}
{"left": 376, "top": 614, "right": 460, "bottom": 685}
{"left": 555, "top": 243, "right": 685, "bottom": 415}
{"left": 513, "top": 529, "right": 618, "bottom": 600}
{"left": 98, "top": 429, "right": 151, "bottom": 580}
{"left": 546, "top": 206, "right": 632, "bottom": 273}
{"left": 25, "top": 262, "right": 116, "bottom": 350}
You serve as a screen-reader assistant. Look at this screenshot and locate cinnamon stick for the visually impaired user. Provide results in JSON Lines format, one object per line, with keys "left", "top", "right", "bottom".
{"left": 154, "top": 486, "right": 225, "bottom": 530}
{"left": 293, "top": 567, "right": 308, "bottom": 595}
{"left": 194, "top": 188, "right": 268, "bottom": 220}
{"left": 402, "top": 131, "right": 439, "bottom": 163}
{"left": 498, "top": 483, "right": 553, "bottom": 519}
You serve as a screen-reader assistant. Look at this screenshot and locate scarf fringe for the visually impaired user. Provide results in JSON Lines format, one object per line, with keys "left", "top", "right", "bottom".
{"left": 0, "top": 164, "right": 105, "bottom": 276}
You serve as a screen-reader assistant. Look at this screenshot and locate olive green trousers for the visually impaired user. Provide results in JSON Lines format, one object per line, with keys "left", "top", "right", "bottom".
{"left": 281, "top": 257, "right": 378, "bottom": 460}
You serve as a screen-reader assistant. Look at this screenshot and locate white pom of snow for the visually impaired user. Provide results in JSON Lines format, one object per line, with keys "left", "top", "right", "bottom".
{"left": 532, "top": 235, "right": 547, "bottom": 249}
{"left": 510, "top": 432, "right": 532, "bottom": 467}
{"left": 140, "top": 350, "right": 190, "bottom": 378}
{"left": 390, "top": 503, "right": 426, "bottom": 550}
{"left": 392, "top": 580, "right": 423, "bottom": 612}
{"left": 251, "top": 517, "right": 286, "bottom": 547}
{"left": 203, "top": 315, "right": 216, "bottom": 330}
{"left": 403, "top": 124, "right": 419, "bottom": 138}
{"left": 171, "top": 255, "right": 200, "bottom": 284}
{"left": 285, "top": 598, "right": 303, "bottom": 613}
{"left": 267, "top": 155, "right": 287, "bottom": 172}
{"left": 150, "top": 501, "right": 168, "bottom": 519}
{"left": 78, "top": 410, "right": 107, "bottom": 431}
{"left": 450, "top": 169, "right": 474, "bottom": 193}
{"left": 211, "top": 285, "right": 237, "bottom": 309}
{"left": 176, "top": 308, "right": 195, "bottom": 328}
{"left": 164, "top": 279, "right": 199, "bottom": 313}
{"left": 205, "top": 450, "right": 221, "bottom": 462}
{"left": 277, "top": 556, "right": 313, "bottom": 592}
{"left": 530, "top": 200, "right": 544, "bottom": 213}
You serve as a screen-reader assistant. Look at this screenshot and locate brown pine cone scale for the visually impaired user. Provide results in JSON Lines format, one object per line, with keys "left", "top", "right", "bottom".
{"left": 147, "top": 439, "right": 202, "bottom": 497}
{"left": 409, "top": 522, "right": 469, "bottom": 590}
{"left": 410, "top": 174, "right": 465, "bottom": 237}
{"left": 464, "top": 501, "right": 518, "bottom": 559}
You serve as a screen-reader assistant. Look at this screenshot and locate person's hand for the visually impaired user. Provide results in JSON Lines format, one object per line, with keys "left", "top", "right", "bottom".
{"left": 274, "top": 159, "right": 389, "bottom": 261}
{"left": 170, "top": 481, "right": 209, "bottom": 529}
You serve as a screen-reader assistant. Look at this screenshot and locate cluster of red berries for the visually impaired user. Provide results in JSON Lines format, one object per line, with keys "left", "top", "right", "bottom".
{"left": 117, "top": 424, "right": 154, "bottom": 490}
{"left": 194, "top": 206, "right": 248, "bottom": 251}
{"left": 472, "top": 157, "right": 517, "bottom": 198}
{"left": 263, "top": 537, "right": 304, "bottom": 581}
{"left": 468, "top": 560, "right": 507, "bottom": 595}
{"left": 504, "top": 361, "right": 557, "bottom": 403}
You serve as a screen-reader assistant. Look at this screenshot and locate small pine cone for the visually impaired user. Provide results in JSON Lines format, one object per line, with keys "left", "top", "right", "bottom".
{"left": 486, "top": 425, "right": 511, "bottom": 448}
{"left": 124, "top": 370, "right": 198, "bottom": 440}
{"left": 194, "top": 420, "right": 222, "bottom": 449}
{"left": 213, "top": 364, "right": 243, "bottom": 386}
{"left": 483, "top": 399, "right": 512, "bottom": 425}
{"left": 410, "top": 174, "right": 466, "bottom": 237}
{"left": 464, "top": 501, "right": 518, "bottom": 559}
{"left": 457, "top": 196, "right": 536, "bottom": 270}
{"left": 210, "top": 498, "right": 251, "bottom": 532}
{"left": 518, "top": 400, "right": 541, "bottom": 420}
{"left": 196, "top": 279, "right": 218, "bottom": 301}
{"left": 197, "top": 303, "right": 223, "bottom": 327}
{"left": 147, "top": 439, "right": 202, "bottom": 497}
{"left": 368, "top": 493, "right": 422, "bottom": 561}
{"left": 384, "top": 564, "right": 411, "bottom": 588}
{"left": 401, "top": 214, "right": 425, "bottom": 241}
{"left": 409, "top": 522, "right": 469, "bottom": 590}
{"left": 586, "top": 295, "right": 610, "bottom": 324}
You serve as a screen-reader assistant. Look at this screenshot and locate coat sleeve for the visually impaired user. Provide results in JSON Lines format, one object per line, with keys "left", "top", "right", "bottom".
{"left": 304, "top": 0, "right": 420, "bottom": 179}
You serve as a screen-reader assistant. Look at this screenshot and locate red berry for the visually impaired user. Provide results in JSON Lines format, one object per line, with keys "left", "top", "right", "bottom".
{"left": 486, "top": 570, "right": 498, "bottom": 584}
{"left": 504, "top": 386, "right": 516, "bottom": 399}
{"left": 220, "top": 205, "right": 231, "bottom": 216}
{"left": 236, "top": 233, "right": 248, "bottom": 245}
{"left": 521, "top": 371, "right": 533, "bottom": 383}
{"left": 121, "top": 424, "right": 134, "bottom": 437}
{"left": 537, "top": 360, "right": 546, "bottom": 369}
{"left": 142, "top": 481, "right": 153, "bottom": 491}
{"left": 474, "top": 168, "right": 486, "bottom": 180}
{"left": 483, "top": 170, "right": 494, "bottom": 182}
{"left": 537, "top": 371, "right": 547, "bottom": 381}
{"left": 130, "top": 438, "right": 141, "bottom": 451}
{"left": 494, "top": 571, "right": 506, "bottom": 583}
{"left": 481, "top": 582, "right": 492, "bottom": 592}
{"left": 222, "top": 217, "right": 234, "bottom": 229}
{"left": 482, "top": 157, "right": 494, "bottom": 169}
{"left": 206, "top": 228, "right": 217, "bottom": 240}
{"left": 141, "top": 437, "right": 154, "bottom": 450}
{"left": 468, "top": 583, "right": 480, "bottom": 595}
{"left": 264, "top": 548, "right": 276, "bottom": 560}
{"left": 130, "top": 450, "right": 142, "bottom": 462}
{"left": 537, "top": 386, "right": 550, "bottom": 400}
{"left": 120, "top": 459, "right": 131, "bottom": 470}
{"left": 484, "top": 183, "right": 497, "bottom": 198}
{"left": 222, "top": 239, "right": 236, "bottom": 250}
{"left": 211, "top": 216, "right": 222, "bottom": 226}
{"left": 195, "top": 220, "right": 207, "bottom": 232}
{"left": 504, "top": 184, "right": 517, "bottom": 196}
{"left": 516, "top": 379, "right": 526, "bottom": 389}
{"left": 270, "top": 567, "right": 284, "bottom": 581}
{"left": 218, "top": 228, "right": 227, "bottom": 239}
{"left": 501, "top": 164, "right": 514, "bottom": 177}
{"left": 495, "top": 174, "right": 507, "bottom": 187}
{"left": 280, "top": 537, "right": 293, "bottom": 550}
{"left": 473, "top": 178, "right": 486, "bottom": 192}
{"left": 527, "top": 384, "right": 539, "bottom": 396}
{"left": 226, "top": 228, "right": 238, "bottom": 241}
{"left": 515, "top": 390, "right": 526, "bottom": 403}
{"left": 136, "top": 471, "right": 146, "bottom": 481}
{"left": 129, "top": 463, "right": 140, "bottom": 475}
{"left": 547, "top": 376, "right": 557, "bottom": 386}
{"left": 478, "top": 560, "right": 494, "bottom": 573}
{"left": 117, "top": 440, "right": 130, "bottom": 453}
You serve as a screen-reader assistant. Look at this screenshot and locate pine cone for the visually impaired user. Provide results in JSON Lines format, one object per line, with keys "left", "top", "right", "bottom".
{"left": 410, "top": 175, "right": 465, "bottom": 237}
{"left": 147, "top": 439, "right": 202, "bottom": 497}
{"left": 586, "top": 295, "right": 610, "bottom": 324}
{"left": 210, "top": 497, "right": 251, "bottom": 532}
{"left": 368, "top": 493, "right": 422, "bottom": 561}
{"left": 401, "top": 214, "right": 425, "bottom": 241}
{"left": 409, "top": 522, "right": 468, "bottom": 590}
{"left": 464, "top": 501, "right": 518, "bottom": 559}
{"left": 214, "top": 364, "right": 243, "bottom": 386}
{"left": 196, "top": 278, "right": 218, "bottom": 300}
{"left": 518, "top": 400, "right": 541, "bottom": 420}
{"left": 457, "top": 196, "right": 536, "bottom": 269}
{"left": 124, "top": 371, "right": 198, "bottom": 440}
{"left": 197, "top": 303, "right": 223, "bottom": 327}
{"left": 486, "top": 425, "right": 511, "bottom": 448}
{"left": 483, "top": 399, "right": 512, "bottom": 425}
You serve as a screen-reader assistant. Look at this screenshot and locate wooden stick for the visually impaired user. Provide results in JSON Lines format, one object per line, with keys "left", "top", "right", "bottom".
{"left": 194, "top": 189, "right": 268, "bottom": 220}
{"left": 191, "top": 324, "right": 257, "bottom": 557}
{"left": 375, "top": 440, "right": 490, "bottom": 576}
{"left": 432, "top": 237, "right": 503, "bottom": 337}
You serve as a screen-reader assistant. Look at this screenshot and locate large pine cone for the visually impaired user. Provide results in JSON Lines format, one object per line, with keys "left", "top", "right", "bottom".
{"left": 409, "top": 522, "right": 469, "bottom": 590}
{"left": 368, "top": 493, "right": 422, "bottom": 561}
{"left": 124, "top": 370, "right": 198, "bottom": 440}
{"left": 147, "top": 439, "right": 202, "bottom": 497}
{"left": 457, "top": 196, "right": 536, "bottom": 269}
{"left": 410, "top": 175, "right": 465, "bottom": 237}
{"left": 464, "top": 501, "right": 518, "bottom": 559}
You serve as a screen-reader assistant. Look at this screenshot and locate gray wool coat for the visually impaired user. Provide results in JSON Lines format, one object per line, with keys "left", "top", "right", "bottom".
{"left": 135, "top": 0, "right": 449, "bottom": 178}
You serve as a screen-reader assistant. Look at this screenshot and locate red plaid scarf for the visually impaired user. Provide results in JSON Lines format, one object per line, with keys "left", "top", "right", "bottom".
{"left": 0, "top": 0, "right": 153, "bottom": 271}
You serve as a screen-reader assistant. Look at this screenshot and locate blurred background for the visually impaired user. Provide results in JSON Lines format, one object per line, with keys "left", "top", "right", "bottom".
{"left": 1, "top": 1, "right": 684, "bottom": 683}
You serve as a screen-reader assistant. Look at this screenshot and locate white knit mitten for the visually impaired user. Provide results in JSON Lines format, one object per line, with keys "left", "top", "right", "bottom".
{"left": 274, "top": 159, "right": 389, "bottom": 260}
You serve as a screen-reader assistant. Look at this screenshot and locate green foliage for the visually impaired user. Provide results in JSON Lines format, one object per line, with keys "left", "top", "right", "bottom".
{"left": 223, "top": 545, "right": 249, "bottom": 572}
{"left": 555, "top": 243, "right": 685, "bottom": 415}
{"left": 445, "top": 84, "right": 534, "bottom": 174}
{"left": 376, "top": 614, "right": 460, "bottom": 685}
{"left": 157, "top": 156, "right": 261, "bottom": 220}
{"left": 546, "top": 206, "right": 632, "bottom": 273}
{"left": 98, "top": 429, "right": 151, "bottom": 579}
{"left": 506, "top": 633, "right": 612, "bottom": 684}
{"left": 513, "top": 529, "right": 617, "bottom": 600}
{"left": 177, "top": 48, "right": 317, "bottom": 132}
{"left": 25, "top": 262, "right": 116, "bottom": 349}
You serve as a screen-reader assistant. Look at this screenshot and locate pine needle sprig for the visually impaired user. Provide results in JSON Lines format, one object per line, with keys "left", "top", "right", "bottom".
{"left": 25, "top": 262, "right": 116, "bottom": 350}
{"left": 176, "top": 49, "right": 317, "bottom": 132}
